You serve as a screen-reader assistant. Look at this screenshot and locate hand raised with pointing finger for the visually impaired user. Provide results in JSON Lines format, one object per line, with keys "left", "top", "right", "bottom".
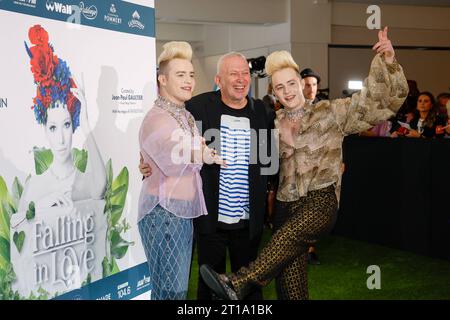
{"left": 372, "top": 26, "right": 395, "bottom": 64}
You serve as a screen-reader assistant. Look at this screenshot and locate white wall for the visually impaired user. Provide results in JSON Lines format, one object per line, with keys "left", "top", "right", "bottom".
{"left": 155, "top": 0, "right": 288, "bottom": 25}
{"left": 154, "top": 1, "right": 450, "bottom": 99}
{"left": 156, "top": 22, "right": 291, "bottom": 97}
{"left": 332, "top": 2, "right": 450, "bottom": 30}
{"left": 331, "top": 2, "right": 450, "bottom": 46}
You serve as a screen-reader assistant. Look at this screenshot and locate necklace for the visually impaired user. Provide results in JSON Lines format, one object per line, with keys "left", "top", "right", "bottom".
{"left": 156, "top": 95, "right": 185, "bottom": 110}
{"left": 284, "top": 107, "right": 305, "bottom": 122}
{"left": 155, "top": 96, "right": 196, "bottom": 137}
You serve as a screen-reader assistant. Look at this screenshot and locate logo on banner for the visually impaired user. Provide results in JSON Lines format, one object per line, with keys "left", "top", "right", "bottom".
{"left": 136, "top": 275, "right": 150, "bottom": 291}
{"left": 117, "top": 281, "right": 131, "bottom": 299}
{"left": 128, "top": 11, "right": 145, "bottom": 30}
{"left": 45, "top": 0, "right": 72, "bottom": 15}
{"left": 13, "top": 0, "right": 37, "bottom": 8}
{"left": 104, "top": 3, "right": 122, "bottom": 25}
{"left": 97, "top": 293, "right": 112, "bottom": 300}
{"left": 79, "top": 1, "right": 97, "bottom": 20}
{"left": 0, "top": 97, "right": 7, "bottom": 109}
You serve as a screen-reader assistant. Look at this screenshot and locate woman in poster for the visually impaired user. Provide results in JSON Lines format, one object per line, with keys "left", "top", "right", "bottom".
{"left": 18, "top": 25, "right": 106, "bottom": 213}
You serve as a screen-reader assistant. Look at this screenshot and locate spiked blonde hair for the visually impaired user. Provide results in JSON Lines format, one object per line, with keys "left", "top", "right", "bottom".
{"left": 158, "top": 41, "right": 193, "bottom": 75}
{"left": 265, "top": 50, "right": 299, "bottom": 77}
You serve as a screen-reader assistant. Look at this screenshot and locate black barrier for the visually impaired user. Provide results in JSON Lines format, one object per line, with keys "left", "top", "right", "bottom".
{"left": 334, "top": 135, "right": 450, "bottom": 260}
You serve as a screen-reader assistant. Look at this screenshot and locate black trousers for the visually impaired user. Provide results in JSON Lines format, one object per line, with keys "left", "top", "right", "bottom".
{"left": 196, "top": 227, "right": 263, "bottom": 300}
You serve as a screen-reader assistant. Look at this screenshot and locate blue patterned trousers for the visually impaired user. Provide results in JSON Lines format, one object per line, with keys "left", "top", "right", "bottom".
{"left": 138, "top": 205, "right": 193, "bottom": 300}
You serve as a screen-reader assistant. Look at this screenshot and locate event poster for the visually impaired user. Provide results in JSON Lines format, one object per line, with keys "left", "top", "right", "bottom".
{"left": 0, "top": 0, "right": 156, "bottom": 300}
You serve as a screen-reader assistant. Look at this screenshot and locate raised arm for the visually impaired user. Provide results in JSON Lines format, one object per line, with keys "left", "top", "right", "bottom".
{"left": 331, "top": 27, "right": 408, "bottom": 136}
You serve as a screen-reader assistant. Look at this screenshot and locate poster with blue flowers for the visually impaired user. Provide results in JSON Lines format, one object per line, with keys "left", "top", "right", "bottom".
{"left": 0, "top": 0, "right": 156, "bottom": 300}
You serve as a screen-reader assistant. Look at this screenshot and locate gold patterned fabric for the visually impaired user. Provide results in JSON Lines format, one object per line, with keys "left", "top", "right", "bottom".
{"left": 225, "top": 55, "right": 407, "bottom": 301}
{"left": 276, "top": 54, "right": 408, "bottom": 203}
{"left": 230, "top": 185, "right": 338, "bottom": 300}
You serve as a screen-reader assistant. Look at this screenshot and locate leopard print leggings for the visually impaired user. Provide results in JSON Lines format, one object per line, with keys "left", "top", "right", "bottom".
{"left": 230, "top": 185, "right": 338, "bottom": 300}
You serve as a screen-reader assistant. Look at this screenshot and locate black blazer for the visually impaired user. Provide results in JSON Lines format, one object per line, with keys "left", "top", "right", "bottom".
{"left": 186, "top": 91, "right": 276, "bottom": 239}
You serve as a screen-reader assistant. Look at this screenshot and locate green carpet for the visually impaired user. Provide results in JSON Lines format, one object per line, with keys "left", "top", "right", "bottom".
{"left": 187, "top": 228, "right": 450, "bottom": 300}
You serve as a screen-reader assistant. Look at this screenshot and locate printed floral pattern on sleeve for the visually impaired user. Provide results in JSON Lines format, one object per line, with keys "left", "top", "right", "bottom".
{"left": 276, "top": 54, "right": 408, "bottom": 203}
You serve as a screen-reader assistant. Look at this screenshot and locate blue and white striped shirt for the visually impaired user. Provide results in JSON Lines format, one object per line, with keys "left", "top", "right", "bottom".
{"left": 218, "top": 115, "right": 251, "bottom": 224}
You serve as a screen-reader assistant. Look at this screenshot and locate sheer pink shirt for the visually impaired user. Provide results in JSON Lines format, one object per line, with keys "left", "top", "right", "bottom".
{"left": 137, "top": 98, "right": 208, "bottom": 221}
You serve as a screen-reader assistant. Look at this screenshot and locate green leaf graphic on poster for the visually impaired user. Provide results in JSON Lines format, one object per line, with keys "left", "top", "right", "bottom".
{"left": 0, "top": 176, "right": 12, "bottom": 273}
{"left": 0, "top": 177, "right": 10, "bottom": 243}
{"left": 11, "top": 177, "right": 23, "bottom": 205}
{"left": 0, "top": 176, "right": 8, "bottom": 202}
{"left": 82, "top": 273, "right": 91, "bottom": 286}
{"left": 27, "top": 287, "right": 50, "bottom": 300}
{"left": 0, "top": 264, "right": 21, "bottom": 300}
{"left": 33, "top": 147, "right": 53, "bottom": 175}
{"left": 0, "top": 204, "right": 9, "bottom": 246}
{"left": 33, "top": 147, "right": 88, "bottom": 174}
{"left": 110, "top": 187, "right": 127, "bottom": 227}
{"left": 26, "top": 202, "right": 35, "bottom": 221}
{"left": 13, "top": 231, "right": 25, "bottom": 253}
{"left": 110, "top": 184, "right": 127, "bottom": 198}
{"left": 102, "top": 256, "right": 120, "bottom": 277}
{"left": 110, "top": 258, "right": 120, "bottom": 275}
{"left": 0, "top": 202, "right": 14, "bottom": 250}
{"left": 110, "top": 230, "right": 132, "bottom": 259}
{"left": 35, "top": 287, "right": 50, "bottom": 300}
{"left": 102, "top": 163, "right": 133, "bottom": 277}
{"left": 3, "top": 202, "right": 14, "bottom": 217}
{"left": 110, "top": 168, "right": 128, "bottom": 227}
{"left": 106, "top": 159, "right": 113, "bottom": 190}
{"left": 109, "top": 204, "right": 123, "bottom": 219}
{"left": 102, "top": 257, "right": 109, "bottom": 277}
{"left": 73, "top": 148, "right": 88, "bottom": 173}
{"left": 0, "top": 236, "right": 10, "bottom": 271}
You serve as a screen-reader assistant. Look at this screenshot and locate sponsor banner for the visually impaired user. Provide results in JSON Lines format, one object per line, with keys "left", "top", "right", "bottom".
{"left": 0, "top": 0, "right": 155, "bottom": 38}
{"left": 54, "top": 262, "right": 151, "bottom": 300}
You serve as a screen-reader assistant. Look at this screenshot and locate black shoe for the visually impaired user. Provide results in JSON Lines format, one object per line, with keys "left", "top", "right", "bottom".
{"left": 308, "top": 252, "right": 321, "bottom": 265}
{"left": 199, "top": 265, "right": 238, "bottom": 300}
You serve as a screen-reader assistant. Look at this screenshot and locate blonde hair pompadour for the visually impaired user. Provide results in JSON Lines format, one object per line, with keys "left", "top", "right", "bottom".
{"left": 265, "top": 50, "right": 299, "bottom": 77}
{"left": 157, "top": 41, "right": 193, "bottom": 74}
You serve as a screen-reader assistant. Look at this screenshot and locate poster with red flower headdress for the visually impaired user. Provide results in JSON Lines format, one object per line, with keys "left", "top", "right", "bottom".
{"left": 0, "top": 0, "right": 156, "bottom": 300}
